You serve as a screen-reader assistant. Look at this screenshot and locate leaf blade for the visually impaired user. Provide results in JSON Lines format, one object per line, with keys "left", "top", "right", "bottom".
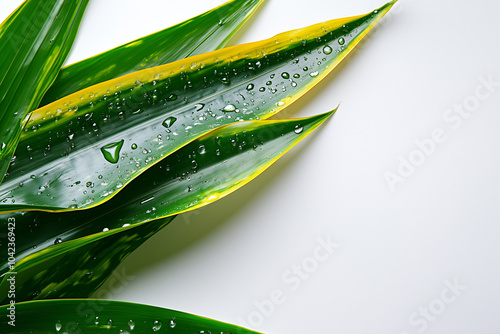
{"left": 0, "top": 110, "right": 334, "bottom": 302}
{"left": 39, "top": 0, "right": 265, "bottom": 106}
{"left": 0, "top": 2, "right": 394, "bottom": 212}
{"left": 0, "top": 299, "right": 262, "bottom": 333}
{"left": 0, "top": 0, "right": 89, "bottom": 184}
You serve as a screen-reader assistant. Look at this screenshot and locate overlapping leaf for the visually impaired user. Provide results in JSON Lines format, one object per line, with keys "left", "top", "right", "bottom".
{"left": 39, "top": 0, "right": 265, "bottom": 106}
{"left": 0, "top": 110, "right": 334, "bottom": 303}
{"left": 0, "top": 1, "right": 395, "bottom": 212}
{"left": 0, "top": 0, "right": 89, "bottom": 184}
{"left": 0, "top": 299, "right": 261, "bottom": 333}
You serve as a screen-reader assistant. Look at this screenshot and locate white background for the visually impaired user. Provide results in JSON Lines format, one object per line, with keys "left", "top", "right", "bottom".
{"left": 2, "top": 0, "right": 500, "bottom": 333}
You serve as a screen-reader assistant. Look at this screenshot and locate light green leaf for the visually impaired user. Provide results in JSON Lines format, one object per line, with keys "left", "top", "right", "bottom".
{"left": 0, "top": 0, "right": 89, "bottom": 184}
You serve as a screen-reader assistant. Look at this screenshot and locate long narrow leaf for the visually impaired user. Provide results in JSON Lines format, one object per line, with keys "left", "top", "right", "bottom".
{"left": 0, "top": 1, "right": 395, "bottom": 212}
{"left": 0, "top": 110, "right": 334, "bottom": 303}
{"left": 0, "top": 299, "right": 261, "bottom": 333}
{"left": 0, "top": 0, "right": 89, "bottom": 184}
{"left": 39, "top": 0, "right": 265, "bottom": 106}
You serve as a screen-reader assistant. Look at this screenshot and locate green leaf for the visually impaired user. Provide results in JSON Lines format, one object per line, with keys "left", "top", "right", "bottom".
{"left": 0, "top": 110, "right": 334, "bottom": 303}
{"left": 39, "top": 0, "right": 265, "bottom": 107}
{"left": 0, "top": 299, "right": 261, "bottom": 333}
{"left": 0, "top": 0, "right": 89, "bottom": 184}
{"left": 0, "top": 1, "right": 395, "bottom": 213}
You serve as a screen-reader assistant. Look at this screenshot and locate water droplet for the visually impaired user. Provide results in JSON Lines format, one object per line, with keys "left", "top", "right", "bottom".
{"left": 86, "top": 182, "right": 94, "bottom": 188}
{"left": 98, "top": 175, "right": 103, "bottom": 179}
{"left": 0, "top": 142, "right": 5, "bottom": 153}
{"left": 223, "top": 104, "right": 236, "bottom": 112}
{"left": 106, "top": 319, "right": 113, "bottom": 329}
{"left": 169, "top": 318, "right": 176, "bottom": 328}
{"left": 198, "top": 145, "right": 206, "bottom": 154}
{"left": 55, "top": 322, "right": 62, "bottom": 331}
{"left": 309, "top": 71, "right": 319, "bottom": 77}
{"left": 293, "top": 73, "right": 300, "bottom": 78}
{"left": 323, "top": 45, "right": 333, "bottom": 54}
{"left": 259, "top": 87, "right": 265, "bottom": 92}
{"left": 291, "top": 81, "right": 297, "bottom": 87}
{"left": 162, "top": 116, "right": 177, "bottom": 128}
{"left": 281, "top": 72, "right": 290, "bottom": 79}
{"left": 95, "top": 317, "right": 100, "bottom": 325}
{"left": 168, "top": 94, "right": 177, "bottom": 101}
{"left": 246, "top": 83, "right": 254, "bottom": 90}
{"left": 18, "top": 182, "right": 23, "bottom": 187}
{"left": 301, "top": 39, "right": 307, "bottom": 46}
{"left": 338, "top": 37, "right": 345, "bottom": 45}
{"left": 128, "top": 320, "right": 135, "bottom": 330}
{"left": 266, "top": 81, "right": 272, "bottom": 85}
{"left": 54, "top": 238, "right": 62, "bottom": 244}
{"left": 294, "top": 124, "right": 304, "bottom": 134}
{"left": 303, "top": 66, "right": 309, "bottom": 71}
{"left": 131, "top": 143, "right": 137, "bottom": 150}
{"left": 103, "top": 227, "right": 109, "bottom": 232}
{"left": 30, "top": 175, "right": 36, "bottom": 179}
{"left": 152, "top": 320, "right": 162, "bottom": 331}
{"left": 195, "top": 103, "right": 205, "bottom": 111}
{"left": 101, "top": 140, "right": 124, "bottom": 164}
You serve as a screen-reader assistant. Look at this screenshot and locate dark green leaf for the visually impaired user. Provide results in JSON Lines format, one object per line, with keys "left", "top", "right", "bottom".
{"left": 0, "top": 299, "right": 261, "bottom": 333}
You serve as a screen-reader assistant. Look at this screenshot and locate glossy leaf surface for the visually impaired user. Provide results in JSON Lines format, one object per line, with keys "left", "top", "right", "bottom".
{"left": 39, "top": 0, "right": 265, "bottom": 106}
{"left": 0, "top": 299, "right": 261, "bottom": 333}
{"left": 0, "top": 0, "right": 89, "bottom": 184}
{"left": 0, "top": 1, "right": 394, "bottom": 212}
{"left": 0, "top": 111, "right": 334, "bottom": 303}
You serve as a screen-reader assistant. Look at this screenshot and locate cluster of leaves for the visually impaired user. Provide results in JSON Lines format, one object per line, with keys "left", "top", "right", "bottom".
{"left": 0, "top": 0, "right": 394, "bottom": 332}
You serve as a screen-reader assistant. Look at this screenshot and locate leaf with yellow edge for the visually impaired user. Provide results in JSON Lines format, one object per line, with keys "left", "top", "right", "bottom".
{"left": 39, "top": 0, "right": 266, "bottom": 106}
{"left": 0, "top": 109, "right": 335, "bottom": 303}
{"left": 0, "top": 1, "right": 395, "bottom": 212}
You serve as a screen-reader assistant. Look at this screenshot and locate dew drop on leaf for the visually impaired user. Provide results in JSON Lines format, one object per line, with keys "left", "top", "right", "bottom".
{"left": 223, "top": 104, "right": 236, "bottom": 112}
{"left": 128, "top": 320, "right": 135, "bottom": 330}
{"left": 54, "top": 238, "right": 62, "bottom": 244}
{"left": 323, "top": 45, "right": 333, "bottom": 54}
{"left": 131, "top": 143, "right": 138, "bottom": 150}
{"left": 195, "top": 103, "right": 205, "bottom": 111}
{"left": 309, "top": 71, "right": 319, "bottom": 77}
{"left": 101, "top": 140, "right": 124, "bottom": 164}
{"left": 152, "top": 320, "right": 162, "bottom": 331}
{"left": 281, "top": 72, "right": 290, "bottom": 79}
{"left": 55, "top": 322, "right": 62, "bottom": 332}
{"left": 162, "top": 116, "right": 177, "bottom": 128}
{"left": 294, "top": 124, "right": 304, "bottom": 134}
{"left": 198, "top": 145, "right": 206, "bottom": 154}
{"left": 169, "top": 318, "right": 176, "bottom": 328}
{"left": 246, "top": 83, "right": 254, "bottom": 90}
{"left": 338, "top": 37, "right": 345, "bottom": 45}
